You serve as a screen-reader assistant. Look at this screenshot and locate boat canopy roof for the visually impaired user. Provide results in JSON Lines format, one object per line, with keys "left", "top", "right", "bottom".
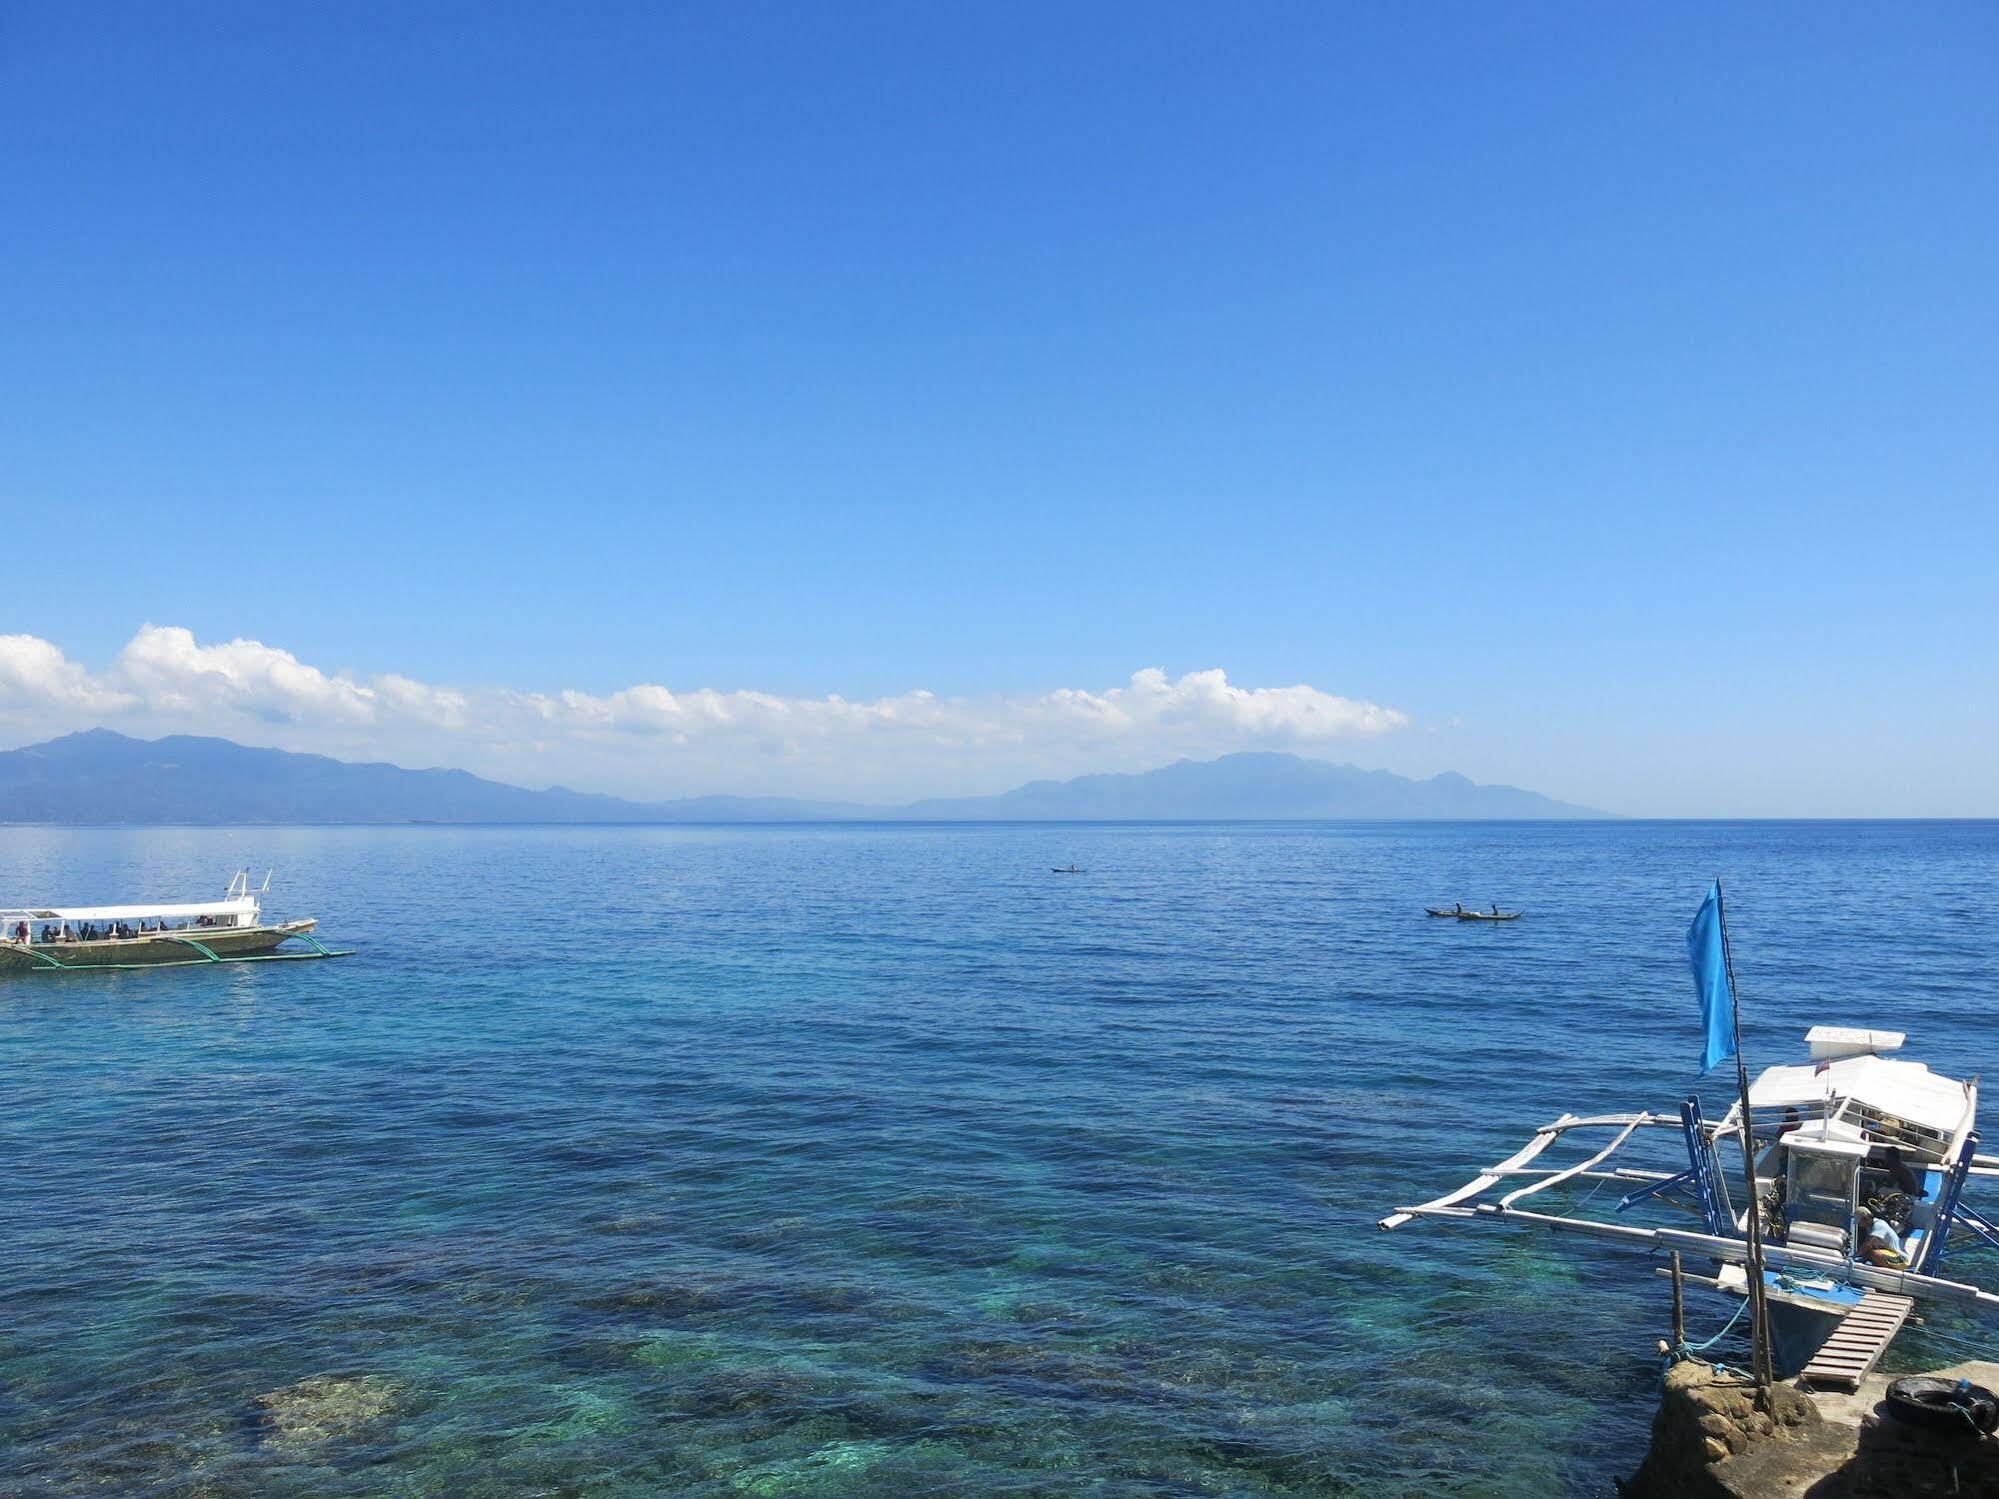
{"left": 0, "top": 896, "right": 258, "bottom": 923}
{"left": 1750, "top": 1052, "right": 1974, "bottom": 1139}
{"left": 1807, "top": 1025, "right": 1905, "bottom": 1061}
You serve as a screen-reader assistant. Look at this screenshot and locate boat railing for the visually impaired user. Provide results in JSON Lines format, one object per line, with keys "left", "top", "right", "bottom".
{"left": 1845, "top": 1103, "right": 1952, "bottom": 1158}
{"left": 1727, "top": 1100, "right": 1836, "bottom": 1134}
{"left": 1724, "top": 1097, "right": 1955, "bottom": 1160}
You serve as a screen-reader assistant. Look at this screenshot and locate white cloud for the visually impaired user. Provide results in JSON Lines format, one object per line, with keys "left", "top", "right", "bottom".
{"left": 113, "top": 626, "right": 377, "bottom": 724}
{"left": 0, "top": 634, "right": 136, "bottom": 713}
{"left": 0, "top": 626, "right": 1410, "bottom": 800}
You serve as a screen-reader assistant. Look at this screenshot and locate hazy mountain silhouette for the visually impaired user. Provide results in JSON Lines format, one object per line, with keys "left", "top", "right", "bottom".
{"left": 0, "top": 731, "right": 1606, "bottom": 823}
{"left": 0, "top": 730, "right": 867, "bottom": 824}
{"left": 895, "top": 752, "right": 1603, "bottom": 820}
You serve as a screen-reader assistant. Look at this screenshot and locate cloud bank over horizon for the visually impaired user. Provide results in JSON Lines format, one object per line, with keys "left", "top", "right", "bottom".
{"left": 0, "top": 627, "right": 1410, "bottom": 801}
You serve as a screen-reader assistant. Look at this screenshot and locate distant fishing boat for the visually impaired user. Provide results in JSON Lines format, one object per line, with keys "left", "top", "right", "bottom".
{"left": 1052, "top": 865, "right": 1085, "bottom": 874}
{"left": 0, "top": 871, "right": 349, "bottom": 974}
{"left": 1425, "top": 904, "right": 1522, "bottom": 920}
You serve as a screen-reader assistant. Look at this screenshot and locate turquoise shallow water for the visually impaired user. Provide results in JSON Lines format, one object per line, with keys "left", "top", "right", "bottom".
{"left": 2, "top": 821, "right": 1995, "bottom": 1496}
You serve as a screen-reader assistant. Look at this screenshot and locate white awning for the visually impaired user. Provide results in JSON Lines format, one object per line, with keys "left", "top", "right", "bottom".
{"left": 1750, "top": 1053, "right": 1975, "bottom": 1139}
{"left": 0, "top": 897, "right": 258, "bottom": 923}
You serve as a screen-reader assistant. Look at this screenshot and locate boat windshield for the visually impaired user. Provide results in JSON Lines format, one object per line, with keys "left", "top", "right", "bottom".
{"left": 1786, "top": 1143, "right": 1863, "bottom": 1230}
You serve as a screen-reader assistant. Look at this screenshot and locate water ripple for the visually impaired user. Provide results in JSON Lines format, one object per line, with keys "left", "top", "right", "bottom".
{"left": 1, "top": 821, "right": 1995, "bottom": 1495}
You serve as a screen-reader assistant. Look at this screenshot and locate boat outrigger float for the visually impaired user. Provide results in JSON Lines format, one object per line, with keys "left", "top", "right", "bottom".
{"left": 0, "top": 871, "right": 351, "bottom": 974}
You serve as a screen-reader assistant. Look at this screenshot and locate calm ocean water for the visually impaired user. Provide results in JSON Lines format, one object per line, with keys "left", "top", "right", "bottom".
{"left": 2, "top": 821, "right": 1994, "bottom": 1497}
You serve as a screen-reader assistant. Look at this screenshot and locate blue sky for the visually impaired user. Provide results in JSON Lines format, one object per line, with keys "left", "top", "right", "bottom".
{"left": 2, "top": 4, "right": 1994, "bottom": 813}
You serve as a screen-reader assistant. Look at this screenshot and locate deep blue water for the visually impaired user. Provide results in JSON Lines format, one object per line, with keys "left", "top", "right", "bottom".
{"left": 2, "top": 821, "right": 1995, "bottom": 1497}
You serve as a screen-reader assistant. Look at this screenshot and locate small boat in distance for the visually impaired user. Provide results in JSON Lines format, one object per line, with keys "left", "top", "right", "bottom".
{"left": 1425, "top": 903, "right": 1523, "bottom": 920}
{"left": 1052, "top": 865, "right": 1085, "bottom": 874}
{"left": 0, "top": 871, "right": 349, "bottom": 974}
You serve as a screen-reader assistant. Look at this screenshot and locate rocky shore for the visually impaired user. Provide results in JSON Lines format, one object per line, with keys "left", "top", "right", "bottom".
{"left": 1621, "top": 1359, "right": 1999, "bottom": 1498}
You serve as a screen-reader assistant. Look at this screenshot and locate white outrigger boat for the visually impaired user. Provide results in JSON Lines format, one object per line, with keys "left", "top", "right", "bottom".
{"left": 0, "top": 871, "right": 349, "bottom": 974}
{"left": 1381, "top": 1023, "right": 1999, "bottom": 1387}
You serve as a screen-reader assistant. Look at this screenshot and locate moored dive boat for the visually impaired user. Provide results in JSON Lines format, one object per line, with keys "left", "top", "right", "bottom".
{"left": 1381, "top": 1025, "right": 1998, "bottom": 1381}
{"left": 0, "top": 871, "right": 348, "bottom": 974}
{"left": 1717, "top": 1029, "right": 1984, "bottom": 1374}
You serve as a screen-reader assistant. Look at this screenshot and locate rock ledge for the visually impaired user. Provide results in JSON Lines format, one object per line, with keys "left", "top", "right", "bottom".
{"left": 1622, "top": 1359, "right": 1999, "bottom": 1499}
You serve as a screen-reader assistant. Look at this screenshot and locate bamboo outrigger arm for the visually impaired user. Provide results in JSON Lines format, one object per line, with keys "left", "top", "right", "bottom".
{"left": 1381, "top": 1186, "right": 1999, "bottom": 1314}
{"left": 1498, "top": 1205, "right": 1999, "bottom": 1313}
{"left": 1376, "top": 1114, "right": 1576, "bottom": 1232}
{"left": 1376, "top": 1111, "right": 1682, "bottom": 1231}
{"left": 1498, "top": 1113, "right": 1652, "bottom": 1210}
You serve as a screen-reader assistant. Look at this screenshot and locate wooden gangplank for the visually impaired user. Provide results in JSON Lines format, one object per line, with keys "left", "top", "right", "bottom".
{"left": 1798, "top": 1291, "right": 1915, "bottom": 1392}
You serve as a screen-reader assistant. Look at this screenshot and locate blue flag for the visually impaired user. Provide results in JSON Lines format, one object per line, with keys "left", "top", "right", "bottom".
{"left": 1686, "top": 880, "right": 1736, "bottom": 1074}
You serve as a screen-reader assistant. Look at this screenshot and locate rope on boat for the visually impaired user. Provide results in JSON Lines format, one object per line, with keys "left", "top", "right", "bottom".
{"left": 1663, "top": 1294, "right": 1752, "bottom": 1378}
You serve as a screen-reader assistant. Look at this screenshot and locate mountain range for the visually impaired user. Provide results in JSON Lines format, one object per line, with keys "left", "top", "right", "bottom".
{"left": 0, "top": 730, "right": 1607, "bottom": 823}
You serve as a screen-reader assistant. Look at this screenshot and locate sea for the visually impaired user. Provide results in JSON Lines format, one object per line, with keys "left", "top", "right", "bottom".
{"left": 2, "top": 821, "right": 1994, "bottom": 1497}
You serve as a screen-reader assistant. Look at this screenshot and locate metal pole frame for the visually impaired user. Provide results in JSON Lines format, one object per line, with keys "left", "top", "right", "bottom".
{"left": 1671, "top": 1250, "right": 1687, "bottom": 1350}
{"left": 1717, "top": 878, "right": 1776, "bottom": 1395}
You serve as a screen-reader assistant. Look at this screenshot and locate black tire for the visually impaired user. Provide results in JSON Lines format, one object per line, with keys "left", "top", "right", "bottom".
{"left": 1884, "top": 1376, "right": 1999, "bottom": 1435}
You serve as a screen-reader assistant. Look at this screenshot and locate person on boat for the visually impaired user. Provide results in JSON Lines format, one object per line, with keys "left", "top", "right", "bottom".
{"left": 1856, "top": 1209, "right": 1909, "bottom": 1268}
{"left": 1874, "top": 1144, "right": 1926, "bottom": 1199}
{"left": 1491, "top": 905, "right": 1499, "bottom": 916}
{"left": 1453, "top": 902, "right": 1464, "bottom": 915}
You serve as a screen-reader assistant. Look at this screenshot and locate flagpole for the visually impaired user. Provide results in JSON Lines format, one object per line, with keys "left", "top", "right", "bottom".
{"left": 1717, "top": 878, "right": 1776, "bottom": 1397}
